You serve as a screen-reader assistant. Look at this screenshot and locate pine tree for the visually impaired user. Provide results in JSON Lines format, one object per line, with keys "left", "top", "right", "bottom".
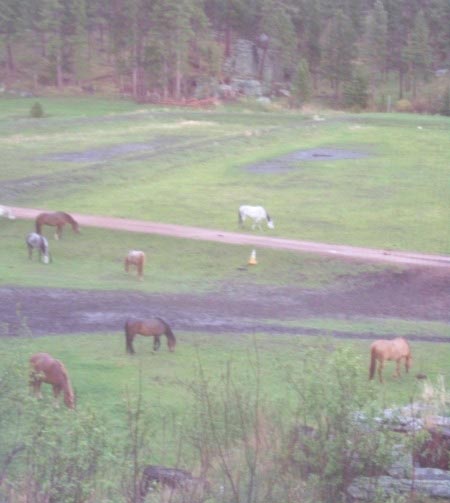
{"left": 0, "top": 0, "right": 27, "bottom": 76}
{"left": 291, "top": 58, "right": 312, "bottom": 107}
{"left": 343, "top": 67, "right": 369, "bottom": 109}
{"left": 322, "top": 9, "right": 356, "bottom": 99}
{"left": 364, "top": 0, "right": 388, "bottom": 87}
{"left": 258, "top": 0, "right": 297, "bottom": 82}
{"left": 404, "top": 10, "right": 432, "bottom": 98}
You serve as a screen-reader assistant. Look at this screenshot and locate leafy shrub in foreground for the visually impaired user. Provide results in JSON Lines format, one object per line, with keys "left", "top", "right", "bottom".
{"left": 186, "top": 345, "right": 396, "bottom": 503}
{"left": 30, "top": 102, "right": 44, "bottom": 118}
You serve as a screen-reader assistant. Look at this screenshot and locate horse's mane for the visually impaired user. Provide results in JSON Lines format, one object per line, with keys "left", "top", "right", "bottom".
{"left": 59, "top": 212, "right": 77, "bottom": 224}
{"left": 155, "top": 317, "right": 175, "bottom": 342}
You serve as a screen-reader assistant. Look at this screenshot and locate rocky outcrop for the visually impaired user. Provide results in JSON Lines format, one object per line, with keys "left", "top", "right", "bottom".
{"left": 348, "top": 406, "right": 450, "bottom": 500}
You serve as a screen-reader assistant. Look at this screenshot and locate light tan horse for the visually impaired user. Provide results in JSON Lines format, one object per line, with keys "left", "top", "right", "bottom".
{"left": 369, "top": 337, "right": 412, "bottom": 383}
{"left": 125, "top": 250, "right": 146, "bottom": 279}
{"left": 29, "top": 353, "right": 75, "bottom": 409}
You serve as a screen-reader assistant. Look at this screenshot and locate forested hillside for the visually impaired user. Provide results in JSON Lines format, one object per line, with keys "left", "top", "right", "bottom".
{"left": 1, "top": 0, "right": 450, "bottom": 109}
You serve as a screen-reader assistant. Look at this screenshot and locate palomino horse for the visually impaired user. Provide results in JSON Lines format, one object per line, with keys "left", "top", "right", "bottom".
{"left": 125, "top": 250, "right": 146, "bottom": 280}
{"left": 125, "top": 318, "right": 176, "bottom": 354}
{"left": 238, "top": 205, "right": 274, "bottom": 230}
{"left": 26, "top": 232, "right": 51, "bottom": 264}
{"left": 0, "top": 205, "right": 15, "bottom": 219}
{"left": 35, "top": 211, "right": 80, "bottom": 240}
{"left": 29, "top": 353, "right": 75, "bottom": 409}
{"left": 369, "top": 337, "right": 412, "bottom": 383}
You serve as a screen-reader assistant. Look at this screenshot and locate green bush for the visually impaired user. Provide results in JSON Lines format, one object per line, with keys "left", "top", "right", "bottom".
{"left": 186, "top": 345, "right": 396, "bottom": 503}
{"left": 343, "top": 70, "right": 369, "bottom": 110}
{"left": 30, "top": 102, "right": 44, "bottom": 118}
{"left": 440, "top": 86, "right": 450, "bottom": 116}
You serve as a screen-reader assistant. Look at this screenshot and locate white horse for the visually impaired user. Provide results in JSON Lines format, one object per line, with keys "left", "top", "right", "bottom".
{"left": 0, "top": 205, "right": 15, "bottom": 219}
{"left": 26, "top": 232, "right": 50, "bottom": 264}
{"left": 238, "top": 205, "right": 274, "bottom": 230}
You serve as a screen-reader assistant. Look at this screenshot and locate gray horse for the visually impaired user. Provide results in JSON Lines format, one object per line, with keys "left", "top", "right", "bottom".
{"left": 26, "top": 232, "right": 51, "bottom": 264}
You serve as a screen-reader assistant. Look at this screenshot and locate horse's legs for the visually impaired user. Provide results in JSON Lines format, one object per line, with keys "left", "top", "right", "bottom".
{"left": 405, "top": 355, "right": 411, "bottom": 373}
{"left": 52, "top": 385, "right": 62, "bottom": 407}
{"left": 153, "top": 335, "right": 161, "bottom": 351}
{"left": 377, "top": 360, "right": 384, "bottom": 383}
{"left": 55, "top": 225, "right": 62, "bottom": 240}
{"left": 393, "top": 359, "right": 401, "bottom": 378}
{"left": 31, "top": 380, "right": 43, "bottom": 398}
{"left": 126, "top": 332, "right": 136, "bottom": 354}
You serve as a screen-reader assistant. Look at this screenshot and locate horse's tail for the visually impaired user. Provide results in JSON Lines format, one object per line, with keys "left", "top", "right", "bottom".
{"left": 266, "top": 212, "right": 272, "bottom": 223}
{"left": 138, "top": 253, "right": 145, "bottom": 277}
{"left": 369, "top": 345, "right": 377, "bottom": 380}
{"left": 238, "top": 208, "right": 243, "bottom": 224}
{"left": 157, "top": 317, "right": 176, "bottom": 351}
{"left": 124, "top": 257, "right": 129, "bottom": 273}
{"left": 35, "top": 217, "right": 41, "bottom": 234}
{"left": 57, "top": 361, "right": 75, "bottom": 409}
{"left": 124, "top": 319, "right": 134, "bottom": 354}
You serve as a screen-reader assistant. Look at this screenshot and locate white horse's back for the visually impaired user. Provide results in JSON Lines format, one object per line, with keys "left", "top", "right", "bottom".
{"left": 26, "top": 232, "right": 50, "bottom": 264}
{"left": 238, "top": 205, "right": 274, "bottom": 229}
{"left": 0, "top": 205, "right": 15, "bottom": 219}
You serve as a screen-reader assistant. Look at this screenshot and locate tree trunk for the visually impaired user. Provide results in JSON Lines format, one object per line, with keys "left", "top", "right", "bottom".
{"left": 258, "top": 46, "right": 268, "bottom": 81}
{"left": 6, "top": 39, "right": 15, "bottom": 75}
{"left": 174, "top": 53, "right": 182, "bottom": 100}
{"left": 224, "top": 25, "right": 232, "bottom": 57}
{"left": 398, "top": 69, "right": 404, "bottom": 99}
{"left": 162, "top": 60, "right": 168, "bottom": 99}
{"left": 56, "top": 51, "right": 63, "bottom": 88}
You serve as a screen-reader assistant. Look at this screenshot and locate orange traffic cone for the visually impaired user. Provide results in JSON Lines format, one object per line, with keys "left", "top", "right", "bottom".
{"left": 248, "top": 249, "right": 258, "bottom": 265}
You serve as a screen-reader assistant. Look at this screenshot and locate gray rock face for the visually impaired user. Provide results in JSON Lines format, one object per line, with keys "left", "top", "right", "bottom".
{"left": 348, "top": 407, "right": 450, "bottom": 500}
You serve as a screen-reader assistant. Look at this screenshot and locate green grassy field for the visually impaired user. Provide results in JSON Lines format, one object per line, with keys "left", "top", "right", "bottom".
{"left": 2, "top": 332, "right": 450, "bottom": 451}
{"left": 1, "top": 98, "right": 449, "bottom": 500}
{"left": 1, "top": 97, "right": 449, "bottom": 254}
{"left": 0, "top": 219, "right": 384, "bottom": 293}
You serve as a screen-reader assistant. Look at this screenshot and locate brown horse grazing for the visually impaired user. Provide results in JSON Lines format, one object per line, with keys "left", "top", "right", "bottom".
{"left": 35, "top": 211, "right": 80, "bottom": 240}
{"left": 29, "top": 353, "right": 75, "bottom": 409}
{"left": 125, "top": 318, "right": 176, "bottom": 354}
{"left": 369, "top": 337, "right": 412, "bottom": 383}
{"left": 125, "top": 250, "right": 146, "bottom": 280}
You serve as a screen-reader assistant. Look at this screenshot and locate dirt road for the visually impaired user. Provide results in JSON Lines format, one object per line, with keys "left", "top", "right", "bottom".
{"left": 9, "top": 206, "right": 450, "bottom": 268}
{"left": 3, "top": 206, "right": 449, "bottom": 341}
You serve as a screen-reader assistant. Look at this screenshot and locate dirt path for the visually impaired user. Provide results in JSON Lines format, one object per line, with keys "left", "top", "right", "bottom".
{"left": 2, "top": 266, "right": 449, "bottom": 341}
{"left": 4, "top": 206, "right": 449, "bottom": 341}
{"left": 10, "top": 206, "right": 450, "bottom": 268}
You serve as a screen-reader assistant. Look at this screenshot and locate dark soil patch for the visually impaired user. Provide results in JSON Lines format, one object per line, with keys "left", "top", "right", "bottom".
{"left": 1, "top": 268, "right": 449, "bottom": 341}
{"left": 245, "top": 147, "right": 369, "bottom": 173}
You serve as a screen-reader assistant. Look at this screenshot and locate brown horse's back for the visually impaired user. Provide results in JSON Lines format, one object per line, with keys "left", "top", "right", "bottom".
{"left": 35, "top": 211, "right": 79, "bottom": 235}
{"left": 369, "top": 337, "right": 411, "bottom": 382}
{"left": 370, "top": 337, "right": 410, "bottom": 361}
{"left": 29, "top": 352, "right": 74, "bottom": 408}
{"left": 126, "top": 318, "right": 165, "bottom": 336}
{"left": 30, "top": 352, "right": 67, "bottom": 385}
{"left": 125, "top": 317, "right": 176, "bottom": 353}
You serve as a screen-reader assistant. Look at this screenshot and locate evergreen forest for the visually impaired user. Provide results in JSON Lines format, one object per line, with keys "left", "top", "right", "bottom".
{"left": 1, "top": 0, "right": 450, "bottom": 108}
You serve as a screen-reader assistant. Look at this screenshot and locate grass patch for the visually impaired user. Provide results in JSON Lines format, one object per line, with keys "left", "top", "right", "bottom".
{"left": 272, "top": 317, "right": 450, "bottom": 340}
{"left": 0, "top": 98, "right": 449, "bottom": 254}
{"left": 0, "top": 219, "right": 383, "bottom": 293}
{"left": 2, "top": 332, "right": 449, "bottom": 440}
